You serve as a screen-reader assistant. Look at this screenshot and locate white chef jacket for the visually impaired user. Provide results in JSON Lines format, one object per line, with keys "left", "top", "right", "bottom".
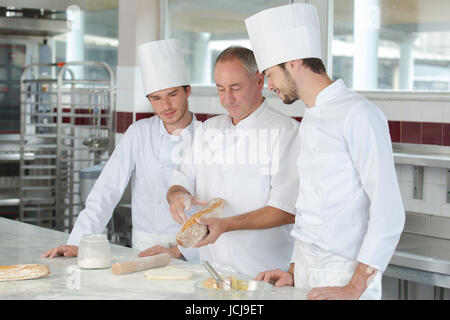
{"left": 66, "top": 114, "right": 200, "bottom": 261}
{"left": 171, "top": 100, "right": 300, "bottom": 276}
{"left": 292, "top": 79, "right": 405, "bottom": 272}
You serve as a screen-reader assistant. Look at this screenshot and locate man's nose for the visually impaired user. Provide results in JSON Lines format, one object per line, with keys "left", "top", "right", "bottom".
{"left": 162, "top": 96, "right": 172, "bottom": 107}
{"left": 267, "top": 78, "right": 274, "bottom": 91}
{"left": 224, "top": 91, "right": 235, "bottom": 105}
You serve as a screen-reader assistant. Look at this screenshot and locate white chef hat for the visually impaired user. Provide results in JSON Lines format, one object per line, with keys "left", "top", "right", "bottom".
{"left": 245, "top": 3, "right": 321, "bottom": 73}
{"left": 137, "top": 39, "right": 189, "bottom": 96}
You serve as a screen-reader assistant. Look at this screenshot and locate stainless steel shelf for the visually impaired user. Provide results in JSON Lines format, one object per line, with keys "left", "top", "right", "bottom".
{"left": 0, "top": 152, "right": 34, "bottom": 161}
{"left": 0, "top": 198, "right": 20, "bottom": 206}
{"left": 393, "top": 143, "right": 450, "bottom": 169}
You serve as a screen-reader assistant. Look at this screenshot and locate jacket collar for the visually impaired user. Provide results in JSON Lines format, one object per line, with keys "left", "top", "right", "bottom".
{"left": 159, "top": 112, "right": 197, "bottom": 138}
{"left": 229, "top": 98, "right": 267, "bottom": 129}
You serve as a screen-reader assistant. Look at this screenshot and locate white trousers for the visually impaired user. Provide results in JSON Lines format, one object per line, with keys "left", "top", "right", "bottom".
{"left": 131, "top": 229, "right": 177, "bottom": 252}
{"left": 292, "top": 239, "right": 382, "bottom": 300}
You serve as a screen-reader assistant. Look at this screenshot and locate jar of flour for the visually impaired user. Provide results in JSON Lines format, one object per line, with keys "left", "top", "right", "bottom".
{"left": 78, "top": 234, "right": 111, "bottom": 269}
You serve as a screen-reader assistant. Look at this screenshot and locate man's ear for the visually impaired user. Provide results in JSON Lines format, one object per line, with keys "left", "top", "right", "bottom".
{"left": 255, "top": 72, "right": 265, "bottom": 90}
{"left": 185, "top": 85, "right": 192, "bottom": 98}
{"left": 285, "top": 59, "right": 302, "bottom": 72}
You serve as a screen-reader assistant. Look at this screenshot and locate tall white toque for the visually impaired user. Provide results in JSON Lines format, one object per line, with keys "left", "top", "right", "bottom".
{"left": 137, "top": 39, "right": 189, "bottom": 96}
{"left": 245, "top": 3, "right": 322, "bottom": 73}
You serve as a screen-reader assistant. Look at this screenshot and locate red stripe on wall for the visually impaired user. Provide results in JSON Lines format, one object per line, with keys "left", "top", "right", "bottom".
{"left": 115, "top": 111, "right": 450, "bottom": 147}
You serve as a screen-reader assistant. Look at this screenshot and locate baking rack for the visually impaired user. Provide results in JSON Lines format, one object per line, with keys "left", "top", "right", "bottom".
{"left": 19, "top": 61, "right": 115, "bottom": 231}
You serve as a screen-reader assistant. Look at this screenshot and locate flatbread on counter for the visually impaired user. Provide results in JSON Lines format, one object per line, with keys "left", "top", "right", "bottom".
{"left": 0, "top": 264, "right": 51, "bottom": 281}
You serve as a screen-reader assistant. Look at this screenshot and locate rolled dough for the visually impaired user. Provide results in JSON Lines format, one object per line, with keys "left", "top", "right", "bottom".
{"left": 143, "top": 265, "right": 193, "bottom": 280}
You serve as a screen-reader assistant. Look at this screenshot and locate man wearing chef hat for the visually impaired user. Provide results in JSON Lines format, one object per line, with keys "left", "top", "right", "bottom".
{"left": 42, "top": 39, "right": 200, "bottom": 261}
{"left": 245, "top": 3, "right": 405, "bottom": 299}
{"left": 166, "top": 45, "right": 300, "bottom": 277}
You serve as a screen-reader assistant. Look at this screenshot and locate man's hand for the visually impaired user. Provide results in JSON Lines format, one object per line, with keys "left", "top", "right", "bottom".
{"left": 255, "top": 269, "right": 294, "bottom": 287}
{"left": 41, "top": 245, "right": 78, "bottom": 258}
{"left": 306, "top": 285, "right": 362, "bottom": 300}
{"left": 138, "top": 245, "right": 183, "bottom": 259}
{"left": 306, "top": 263, "right": 377, "bottom": 300}
{"left": 193, "top": 217, "right": 228, "bottom": 247}
{"left": 168, "top": 191, "right": 207, "bottom": 224}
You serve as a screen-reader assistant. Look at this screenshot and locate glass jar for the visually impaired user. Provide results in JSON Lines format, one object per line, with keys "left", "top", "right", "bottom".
{"left": 77, "top": 234, "right": 111, "bottom": 269}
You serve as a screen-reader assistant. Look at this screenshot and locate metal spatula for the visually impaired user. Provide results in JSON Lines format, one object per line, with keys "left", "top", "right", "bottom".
{"left": 201, "top": 260, "right": 230, "bottom": 290}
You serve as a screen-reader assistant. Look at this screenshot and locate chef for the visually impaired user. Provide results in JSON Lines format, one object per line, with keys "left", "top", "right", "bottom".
{"left": 245, "top": 3, "right": 405, "bottom": 299}
{"left": 41, "top": 39, "right": 199, "bottom": 261}
{"left": 166, "top": 46, "right": 300, "bottom": 277}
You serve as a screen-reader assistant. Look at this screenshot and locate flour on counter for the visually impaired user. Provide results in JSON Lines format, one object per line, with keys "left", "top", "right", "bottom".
{"left": 78, "top": 257, "right": 111, "bottom": 269}
{"left": 144, "top": 265, "right": 193, "bottom": 280}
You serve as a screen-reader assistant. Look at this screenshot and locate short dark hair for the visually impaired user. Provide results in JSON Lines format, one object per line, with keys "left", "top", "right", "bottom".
{"left": 279, "top": 58, "right": 326, "bottom": 75}
{"left": 215, "top": 46, "right": 258, "bottom": 75}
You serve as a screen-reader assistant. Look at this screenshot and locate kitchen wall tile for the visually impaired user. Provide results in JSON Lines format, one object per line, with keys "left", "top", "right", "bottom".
{"left": 195, "top": 113, "right": 208, "bottom": 122}
{"left": 135, "top": 112, "right": 154, "bottom": 121}
{"left": 116, "top": 66, "right": 137, "bottom": 89}
{"left": 115, "top": 112, "right": 124, "bottom": 133}
{"left": 187, "top": 97, "right": 212, "bottom": 114}
{"left": 399, "top": 180, "right": 420, "bottom": 212}
{"left": 424, "top": 167, "right": 444, "bottom": 185}
{"left": 430, "top": 215, "right": 450, "bottom": 239}
{"left": 402, "top": 101, "right": 422, "bottom": 122}
{"left": 420, "top": 183, "right": 443, "bottom": 216}
{"left": 382, "top": 101, "right": 402, "bottom": 121}
{"left": 403, "top": 212, "right": 430, "bottom": 234}
{"left": 388, "top": 121, "right": 401, "bottom": 143}
{"left": 444, "top": 101, "right": 450, "bottom": 123}
{"left": 207, "top": 114, "right": 219, "bottom": 120}
{"left": 116, "top": 112, "right": 133, "bottom": 133}
{"left": 440, "top": 178, "right": 450, "bottom": 217}
{"left": 133, "top": 88, "right": 151, "bottom": 113}
{"left": 441, "top": 201, "right": 450, "bottom": 217}
{"left": 116, "top": 88, "right": 134, "bottom": 112}
{"left": 266, "top": 97, "right": 303, "bottom": 117}
{"left": 421, "top": 122, "right": 443, "bottom": 145}
{"left": 422, "top": 101, "right": 444, "bottom": 123}
{"left": 401, "top": 121, "right": 421, "bottom": 144}
{"left": 399, "top": 165, "right": 414, "bottom": 182}
{"left": 443, "top": 124, "right": 450, "bottom": 146}
{"left": 133, "top": 67, "right": 143, "bottom": 89}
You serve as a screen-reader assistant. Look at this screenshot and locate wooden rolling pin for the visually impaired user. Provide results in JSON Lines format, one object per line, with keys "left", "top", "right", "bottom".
{"left": 112, "top": 253, "right": 171, "bottom": 275}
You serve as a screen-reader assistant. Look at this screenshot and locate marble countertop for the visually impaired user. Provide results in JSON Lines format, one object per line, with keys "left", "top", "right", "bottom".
{"left": 0, "top": 218, "right": 307, "bottom": 300}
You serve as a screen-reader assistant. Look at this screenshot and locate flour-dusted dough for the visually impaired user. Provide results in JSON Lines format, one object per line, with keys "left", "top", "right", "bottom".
{"left": 143, "top": 265, "right": 193, "bottom": 280}
{"left": 0, "top": 264, "right": 50, "bottom": 281}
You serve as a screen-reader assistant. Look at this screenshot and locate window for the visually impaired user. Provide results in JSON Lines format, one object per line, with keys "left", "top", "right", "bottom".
{"left": 166, "top": 0, "right": 290, "bottom": 85}
{"left": 54, "top": 0, "right": 118, "bottom": 79}
{"left": 332, "top": 0, "right": 450, "bottom": 91}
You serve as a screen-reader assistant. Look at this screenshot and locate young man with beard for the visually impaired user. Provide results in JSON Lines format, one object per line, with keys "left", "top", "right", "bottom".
{"left": 246, "top": 3, "right": 405, "bottom": 299}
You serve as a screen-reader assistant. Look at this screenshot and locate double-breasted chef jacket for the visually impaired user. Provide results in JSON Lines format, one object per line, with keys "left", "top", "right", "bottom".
{"left": 292, "top": 79, "right": 405, "bottom": 273}
{"left": 171, "top": 100, "right": 301, "bottom": 277}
